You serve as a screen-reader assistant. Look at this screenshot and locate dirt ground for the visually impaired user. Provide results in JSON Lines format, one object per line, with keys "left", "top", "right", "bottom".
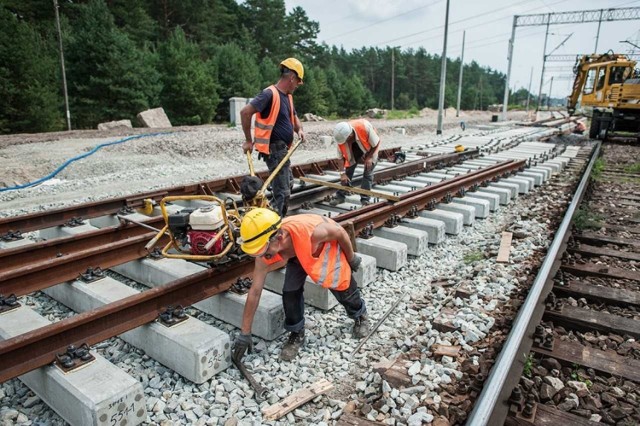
{"left": 0, "top": 109, "right": 527, "bottom": 217}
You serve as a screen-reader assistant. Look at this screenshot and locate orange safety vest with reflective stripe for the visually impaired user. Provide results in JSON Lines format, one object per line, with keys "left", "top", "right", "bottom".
{"left": 337, "top": 119, "right": 379, "bottom": 168}
{"left": 264, "top": 215, "right": 351, "bottom": 291}
{"left": 254, "top": 85, "right": 295, "bottom": 155}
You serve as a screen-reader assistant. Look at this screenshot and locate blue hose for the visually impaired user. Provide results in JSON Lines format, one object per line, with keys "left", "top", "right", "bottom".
{"left": 0, "top": 132, "right": 172, "bottom": 193}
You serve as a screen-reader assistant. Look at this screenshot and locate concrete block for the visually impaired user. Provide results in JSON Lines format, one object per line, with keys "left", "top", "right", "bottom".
{"left": 513, "top": 174, "right": 536, "bottom": 190}
{"left": 403, "top": 176, "right": 441, "bottom": 186}
{"left": 502, "top": 177, "right": 531, "bottom": 194}
{"left": 529, "top": 167, "right": 550, "bottom": 181}
{"left": 422, "top": 172, "right": 453, "bottom": 180}
{"left": 372, "top": 183, "right": 410, "bottom": 195}
{"left": 519, "top": 171, "right": 544, "bottom": 186}
{"left": 38, "top": 222, "right": 96, "bottom": 240}
{"left": 436, "top": 203, "right": 475, "bottom": 225}
{"left": 476, "top": 187, "right": 510, "bottom": 205}
{"left": 97, "top": 119, "right": 132, "bottom": 131}
{"left": 44, "top": 277, "right": 230, "bottom": 383}
{"left": 373, "top": 225, "right": 429, "bottom": 256}
{"left": 352, "top": 253, "right": 377, "bottom": 288}
{"left": 401, "top": 217, "right": 446, "bottom": 244}
{"left": 0, "top": 307, "right": 145, "bottom": 426}
{"left": 451, "top": 196, "right": 490, "bottom": 219}
{"left": 137, "top": 107, "right": 171, "bottom": 128}
{"left": 0, "top": 238, "right": 34, "bottom": 249}
{"left": 112, "top": 258, "right": 285, "bottom": 340}
{"left": 418, "top": 209, "right": 463, "bottom": 235}
{"left": 489, "top": 182, "right": 519, "bottom": 199}
{"left": 263, "top": 269, "right": 338, "bottom": 311}
{"left": 89, "top": 212, "right": 156, "bottom": 229}
{"left": 540, "top": 162, "right": 561, "bottom": 173}
{"left": 388, "top": 179, "right": 428, "bottom": 190}
{"left": 356, "top": 236, "right": 407, "bottom": 271}
{"left": 229, "top": 97, "right": 249, "bottom": 125}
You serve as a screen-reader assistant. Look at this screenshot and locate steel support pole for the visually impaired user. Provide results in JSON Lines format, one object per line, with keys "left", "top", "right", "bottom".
{"left": 456, "top": 31, "right": 466, "bottom": 118}
{"left": 53, "top": 0, "right": 71, "bottom": 131}
{"left": 391, "top": 48, "right": 395, "bottom": 110}
{"left": 536, "top": 14, "right": 551, "bottom": 112}
{"left": 547, "top": 76, "right": 554, "bottom": 110}
{"left": 525, "top": 67, "right": 533, "bottom": 112}
{"left": 501, "top": 17, "right": 517, "bottom": 121}
{"left": 594, "top": 9, "right": 603, "bottom": 53}
{"left": 436, "top": 0, "right": 450, "bottom": 135}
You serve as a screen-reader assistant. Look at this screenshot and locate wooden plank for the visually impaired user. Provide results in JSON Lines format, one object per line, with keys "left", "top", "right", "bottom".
{"left": 337, "top": 413, "right": 387, "bottom": 426}
{"left": 544, "top": 304, "right": 640, "bottom": 339}
{"left": 506, "top": 403, "right": 599, "bottom": 426}
{"left": 432, "top": 344, "right": 461, "bottom": 358}
{"left": 261, "top": 379, "right": 334, "bottom": 421}
{"left": 561, "top": 263, "right": 640, "bottom": 281}
{"left": 570, "top": 245, "right": 640, "bottom": 261}
{"left": 496, "top": 231, "right": 513, "bottom": 263}
{"left": 555, "top": 280, "right": 640, "bottom": 306}
{"left": 299, "top": 177, "right": 400, "bottom": 202}
{"left": 575, "top": 233, "right": 640, "bottom": 247}
{"left": 599, "top": 224, "right": 640, "bottom": 234}
{"left": 532, "top": 339, "right": 640, "bottom": 382}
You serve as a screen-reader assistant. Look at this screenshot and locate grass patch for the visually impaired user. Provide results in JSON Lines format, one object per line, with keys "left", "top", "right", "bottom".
{"left": 463, "top": 250, "right": 484, "bottom": 264}
{"left": 573, "top": 207, "right": 604, "bottom": 230}
{"left": 386, "top": 108, "right": 420, "bottom": 120}
{"left": 624, "top": 162, "right": 640, "bottom": 174}
{"left": 590, "top": 157, "right": 605, "bottom": 180}
{"left": 523, "top": 353, "right": 535, "bottom": 378}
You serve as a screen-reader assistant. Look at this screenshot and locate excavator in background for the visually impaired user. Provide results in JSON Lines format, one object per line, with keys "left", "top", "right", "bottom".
{"left": 567, "top": 53, "right": 640, "bottom": 140}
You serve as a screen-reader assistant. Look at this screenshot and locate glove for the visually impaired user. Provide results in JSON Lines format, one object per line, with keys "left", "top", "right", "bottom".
{"left": 233, "top": 333, "right": 253, "bottom": 362}
{"left": 349, "top": 254, "right": 362, "bottom": 272}
{"left": 340, "top": 173, "right": 351, "bottom": 185}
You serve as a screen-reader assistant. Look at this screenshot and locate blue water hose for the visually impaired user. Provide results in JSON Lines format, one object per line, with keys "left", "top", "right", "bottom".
{"left": 0, "top": 132, "right": 172, "bottom": 193}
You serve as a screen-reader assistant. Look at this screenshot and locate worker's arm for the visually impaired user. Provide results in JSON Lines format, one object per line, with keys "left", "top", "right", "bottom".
{"left": 293, "top": 114, "right": 305, "bottom": 141}
{"left": 240, "top": 258, "right": 287, "bottom": 334}
{"left": 240, "top": 104, "right": 258, "bottom": 153}
{"left": 310, "top": 222, "right": 355, "bottom": 263}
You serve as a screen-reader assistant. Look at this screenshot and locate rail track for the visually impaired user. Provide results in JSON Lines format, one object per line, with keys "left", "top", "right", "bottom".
{"left": 3, "top": 120, "right": 632, "bottom": 426}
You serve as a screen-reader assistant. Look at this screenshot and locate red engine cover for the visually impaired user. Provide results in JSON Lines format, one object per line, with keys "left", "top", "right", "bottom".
{"left": 188, "top": 230, "right": 224, "bottom": 255}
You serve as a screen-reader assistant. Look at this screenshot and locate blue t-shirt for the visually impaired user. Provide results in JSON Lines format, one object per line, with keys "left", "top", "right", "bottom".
{"left": 250, "top": 87, "right": 297, "bottom": 144}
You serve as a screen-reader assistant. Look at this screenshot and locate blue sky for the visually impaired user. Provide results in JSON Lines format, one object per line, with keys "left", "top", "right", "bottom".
{"left": 285, "top": 0, "right": 640, "bottom": 99}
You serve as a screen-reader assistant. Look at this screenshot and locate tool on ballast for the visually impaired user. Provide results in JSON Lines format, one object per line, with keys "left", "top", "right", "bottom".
{"left": 233, "top": 358, "right": 269, "bottom": 402}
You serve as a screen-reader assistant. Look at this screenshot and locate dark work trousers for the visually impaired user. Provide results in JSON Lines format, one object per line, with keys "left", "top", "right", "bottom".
{"left": 264, "top": 140, "right": 293, "bottom": 217}
{"left": 282, "top": 257, "right": 367, "bottom": 333}
{"left": 336, "top": 161, "right": 377, "bottom": 203}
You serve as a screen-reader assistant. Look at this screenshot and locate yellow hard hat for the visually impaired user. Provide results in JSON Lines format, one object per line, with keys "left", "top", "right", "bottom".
{"left": 454, "top": 144, "right": 465, "bottom": 152}
{"left": 280, "top": 57, "right": 304, "bottom": 81}
{"left": 239, "top": 208, "right": 282, "bottom": 255}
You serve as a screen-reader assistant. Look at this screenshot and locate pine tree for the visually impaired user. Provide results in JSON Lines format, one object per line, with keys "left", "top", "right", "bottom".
{"left": 213, "top": 42, "right": 260, "bottom": 121}
{"left": 159, "top": 27, "right": 219, "bottom": 125}
{"left": 65, "top": 0, "right": 161, "bottom": 128}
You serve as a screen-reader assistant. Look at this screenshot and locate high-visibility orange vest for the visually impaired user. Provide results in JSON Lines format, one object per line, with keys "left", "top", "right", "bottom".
{"left": 338, "top": 119, "right": 379, "bottom": 168}
{"left": 254, "top": 85, "right": 295, "bottom": 155}
{"left": 262, "top": 215, "right": 350, "bottom": 291}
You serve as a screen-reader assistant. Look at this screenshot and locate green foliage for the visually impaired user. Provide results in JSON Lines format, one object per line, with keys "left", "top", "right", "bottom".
{"left": 387, "top": 109, "right": 420, "bottom": 120}
{"left": 573, "top": 208, "right": 603, "bottom": 230}
{"left": 159, "top": 27, "right": 219, "bottom": 125}
{"left": 0, "top": 7, "right": 62, "bottom": 133}
{"left": 66, "top": 0, "right": 161, "bottom": 128}
{"left": 590, "top": 158, "right": 606, "bottom": 180}
{"left": 523, "top": 353, "right": 534, "bottom": 378}
{"left": 463, "top": 250, "right": 484, "bottom": 264}
{"left": 624, "top": 162, "right": 640, "bottom": 174}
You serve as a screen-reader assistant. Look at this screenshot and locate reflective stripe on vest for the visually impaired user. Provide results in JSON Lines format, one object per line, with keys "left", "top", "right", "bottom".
{"left": 253, "top": 85, "right": 295, "bottom": 155}
{"left": 338, "top": 119, "right": 374, "bottom": 168}
{"left": 282, "top": 215, "right": 350, "bottom": 291}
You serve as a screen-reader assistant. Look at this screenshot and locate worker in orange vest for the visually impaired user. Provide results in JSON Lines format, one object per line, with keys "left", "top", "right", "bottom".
{"left": 232, "top": 208, "right": 370, "bottom": 362}
{"left": 241, "top": 58, "right": 305, "bottom": 217}
{"left": 330, "top": 119, "right": 381, "bottom": 206}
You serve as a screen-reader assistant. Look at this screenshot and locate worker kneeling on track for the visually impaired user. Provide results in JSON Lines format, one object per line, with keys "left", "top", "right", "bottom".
{"left": 330, "top": 119, "right": 381, "bottom": 207}
{"left": 233, "top": 208, "right": 370, "bottom": 362}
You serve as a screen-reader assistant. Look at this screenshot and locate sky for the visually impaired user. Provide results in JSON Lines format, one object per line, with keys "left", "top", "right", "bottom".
{"left": 284, "top": 0, "right": 640, "bottom": 100}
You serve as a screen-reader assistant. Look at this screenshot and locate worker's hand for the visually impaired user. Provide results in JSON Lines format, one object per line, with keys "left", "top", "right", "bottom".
{"left": 340, "top": 173, "right": 350, "bottom": 185}
{"left": 233, "top": 333, "right": 253, "bottom": 362}
{"left": 349, "top": 254, "right": 362, "bottom": 272}
{"left": 364, "top": 158, "right": 374, "bottom": 171}
{"left": 297, "top": 129, "right": 305, "bottom": 142}
{"left": 242, "top": 140, "right": 254, "bottom": 154}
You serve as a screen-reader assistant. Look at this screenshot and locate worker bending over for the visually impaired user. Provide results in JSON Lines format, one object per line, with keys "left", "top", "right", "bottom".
{"left": 233, "top": 208, "right": 370, "bottom": 362}
{"left": 330, "top": 119, "right": 381, "bottom": 206}
{"left": 241, "top": 58, "right": 305, "bottom": 217}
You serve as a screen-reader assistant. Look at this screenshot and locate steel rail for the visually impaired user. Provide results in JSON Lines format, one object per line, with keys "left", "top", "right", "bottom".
{"left": 466, "top": 142, "right": 600, "bottom": 426}
{"left": 0, "top": 261, "right": 254, "bottom": 383}
{"left": 0, "top": 146, "right": 421, "bottom": 235}
{"left": 335, "top": 160, "right": 525, "bottom": 234}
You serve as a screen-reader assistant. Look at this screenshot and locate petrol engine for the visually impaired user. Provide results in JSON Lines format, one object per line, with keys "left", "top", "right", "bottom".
{"left": 167, "top": 205, "right": 225, "bottom": 256}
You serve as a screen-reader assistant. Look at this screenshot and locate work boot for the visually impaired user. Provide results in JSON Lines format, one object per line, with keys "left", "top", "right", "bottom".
{"left": 352, "top": 315, "right": 370, "bottom": 339}
{"left": 280, "top": 330, "right": 305, "bottom": 361}
{"left": 329, "top": 196, "right": 346, "bottom": 206}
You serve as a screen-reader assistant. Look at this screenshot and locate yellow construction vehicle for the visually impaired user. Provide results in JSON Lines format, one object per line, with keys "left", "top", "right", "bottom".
{"left": 567, "top": 53, "right": 640, "bottom": 139}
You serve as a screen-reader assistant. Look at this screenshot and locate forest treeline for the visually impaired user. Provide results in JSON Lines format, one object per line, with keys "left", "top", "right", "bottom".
{"left": 0, "top": 0, "right": 529, "bottom": 134}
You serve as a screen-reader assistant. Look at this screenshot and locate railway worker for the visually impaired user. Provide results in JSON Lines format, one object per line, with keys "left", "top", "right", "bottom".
{"left": 241, "top": 58, "right": 306, "bottom": 217}
{"left": 232, "top": 208, "right": 369, "bottom": 362}
{"left": 330, "top": 119, "right": 381, "bottom": 206}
